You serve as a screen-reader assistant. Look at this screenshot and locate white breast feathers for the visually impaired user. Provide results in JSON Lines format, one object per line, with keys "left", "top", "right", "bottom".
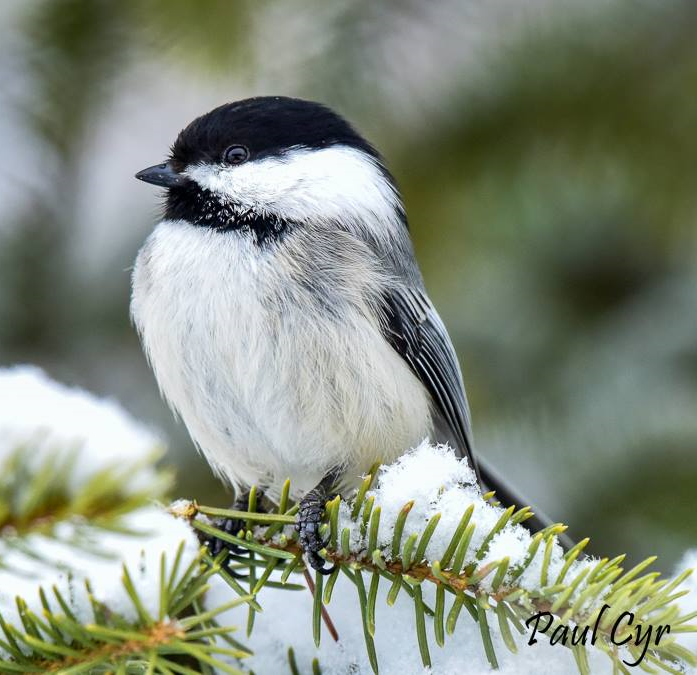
{"left": 131, "top": 220, "right": 432, "bottom": 500}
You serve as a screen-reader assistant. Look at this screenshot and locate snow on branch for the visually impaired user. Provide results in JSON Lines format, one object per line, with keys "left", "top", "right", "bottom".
{"left": 0, "top": 367, "right": 249, "bottom": 672}
{"left": 0, "top": 367, "right": 695, "bottom": 674}
{"left": 179, "top": 442, "right": 697, "bottom": 674}
{"left": 0, "top": 366, "right": 161, "bottom": 478}
{"left": 0, "top": 366, "right": 172, "bottom": 538}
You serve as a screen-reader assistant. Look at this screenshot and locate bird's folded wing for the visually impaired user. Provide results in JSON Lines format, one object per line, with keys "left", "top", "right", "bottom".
{"left": 380, "top": 286, "right": 480, "bottom": 482}
{"left": 379, "top": 287, "right": 574, "bottom": 547}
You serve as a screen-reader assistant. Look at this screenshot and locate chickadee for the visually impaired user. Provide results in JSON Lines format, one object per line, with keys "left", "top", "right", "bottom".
{"left": 132, "top": 96, "right": 559, "bottom": 571}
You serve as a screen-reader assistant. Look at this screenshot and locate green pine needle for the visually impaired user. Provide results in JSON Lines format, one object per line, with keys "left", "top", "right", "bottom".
{"left": 173, "top": 484, "right": 697, "bottom": 675}
{"left": 2, "top": 443, "right": 694, "bottom": 675}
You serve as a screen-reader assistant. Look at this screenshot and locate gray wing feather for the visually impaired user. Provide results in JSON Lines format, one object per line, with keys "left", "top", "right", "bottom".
{"left": 380, "top": 286, "right": 573, "bottom": 547}
{"left": 381, "top": 286, "right": 480, "bottom": 481}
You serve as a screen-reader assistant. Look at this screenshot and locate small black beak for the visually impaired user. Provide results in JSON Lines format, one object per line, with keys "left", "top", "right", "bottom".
{"left": 135, "top": 162, "right": 187, "bottom": 188}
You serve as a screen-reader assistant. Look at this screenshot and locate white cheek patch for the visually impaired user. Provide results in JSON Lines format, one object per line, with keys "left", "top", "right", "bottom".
{"left": 185, "top": 145, "right": 403, "bottom": 237}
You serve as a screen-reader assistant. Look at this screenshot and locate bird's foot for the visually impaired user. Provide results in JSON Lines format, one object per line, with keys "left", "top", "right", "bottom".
{"left": 296, "top": 487, "right": 336, "bottom": 575}
{"left": 208, "top": 515, "right": 247, "bottom": 558}
{"left": 206, "top": 491, "right": 264, "bottom": 559}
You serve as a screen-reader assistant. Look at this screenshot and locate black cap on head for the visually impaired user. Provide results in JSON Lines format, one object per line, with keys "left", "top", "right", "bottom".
{"left": 170, "top": 96, "right": 380, "bottom": 168}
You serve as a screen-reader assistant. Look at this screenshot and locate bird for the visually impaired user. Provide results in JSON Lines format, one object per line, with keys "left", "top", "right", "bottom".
{"left": 131, "top": 95, "right": 561, "bottom": 572}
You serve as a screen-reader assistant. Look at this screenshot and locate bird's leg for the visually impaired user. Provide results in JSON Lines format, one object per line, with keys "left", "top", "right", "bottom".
{"left": 207, "top": 490, "right": 265, "bottom": 558}
{"left": 296, "top": 471, "right": 339, "bottom": 575}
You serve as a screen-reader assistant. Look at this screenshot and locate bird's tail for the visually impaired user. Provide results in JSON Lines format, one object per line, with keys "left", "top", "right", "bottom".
{"left": 477, "top": 458, "right": 575, "bottom": 551}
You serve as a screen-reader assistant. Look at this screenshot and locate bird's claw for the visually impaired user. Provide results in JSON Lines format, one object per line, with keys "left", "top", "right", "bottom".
{"left": 296, "top": 489, "right": 336, "bottom": 575}
{"left": 207, "top": 516, "right": 247, "bottom": 558}
{"left": 206, "top": 491, "right": 266, "bottom": 561}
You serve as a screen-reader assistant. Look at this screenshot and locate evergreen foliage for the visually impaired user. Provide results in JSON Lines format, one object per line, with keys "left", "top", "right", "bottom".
{"left": 0, "top": 543, "right": 252, "bottom": 674}
{"left": 0, "top": 431, "right": 695, "bottom": 673}
{"left": 177, "top": 470, "right": 697, "bottom": 675}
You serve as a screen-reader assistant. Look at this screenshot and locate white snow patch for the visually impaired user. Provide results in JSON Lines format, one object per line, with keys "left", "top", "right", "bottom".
{"left": 212, "top": 571, "right": 612, "bottom": 675}
{"left": 336, "top": 441, "right": 599, "bottom": 598}
{"left": 0, "top": 365, "right": 162, "bottom": 492}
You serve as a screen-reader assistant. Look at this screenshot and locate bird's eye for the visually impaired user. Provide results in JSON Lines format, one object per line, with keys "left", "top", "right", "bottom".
{"left": 224, "top": 145, "right": 249, "bottom": 165}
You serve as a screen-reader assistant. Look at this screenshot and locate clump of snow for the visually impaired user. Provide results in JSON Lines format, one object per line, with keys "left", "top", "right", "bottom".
{"left": 337, "top": 441, "right": 596, "bottom": 599}
{"left": 0, "top": 365, "right": 162, "bottom": 492}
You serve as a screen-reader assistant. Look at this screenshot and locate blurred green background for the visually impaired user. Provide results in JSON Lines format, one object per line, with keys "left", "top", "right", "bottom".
{"left": 1, "top": 0, "right": 695, "bottom": 570}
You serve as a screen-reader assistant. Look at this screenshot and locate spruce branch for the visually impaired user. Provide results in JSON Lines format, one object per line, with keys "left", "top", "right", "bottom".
{"left": 175, "top": 470, "right": 697, "bottom": 675}
{"left": 0, "top": 543, "right": 253, "bottom": 673}
{"left": 0, "top": 443, "right": 172, "bottom": 546}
